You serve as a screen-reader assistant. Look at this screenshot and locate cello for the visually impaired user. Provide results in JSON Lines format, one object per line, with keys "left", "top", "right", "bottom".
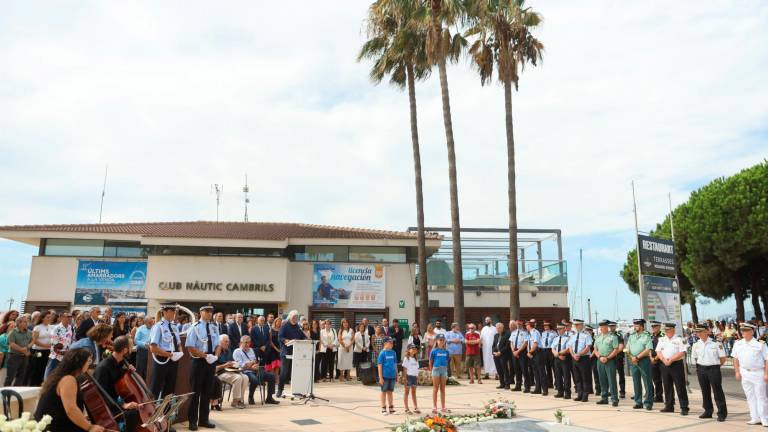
{"left": 115, "top": 362, "right": 169, "bottom": 432}
{"left": 80, "top": 373, "right": 121, "bottom": 432}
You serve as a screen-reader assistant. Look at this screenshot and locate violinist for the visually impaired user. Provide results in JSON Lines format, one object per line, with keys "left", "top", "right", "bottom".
{"left": 69, "top": 323, "right": 114, "bottom": 366}
{"left": 34, "top": 348, "right": 105, "bottom": 432}
{"left": 93, "top": 336, "right": 140, "bottom": 432}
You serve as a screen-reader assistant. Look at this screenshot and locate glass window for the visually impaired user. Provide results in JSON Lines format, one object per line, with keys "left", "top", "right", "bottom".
{"left": 295, "top": 246, "right": 349, "bottom": 262}
{"left": 104, "top": 241, "right": 144, "bottom": 257}
{"left": 44, "top": 239, "right": 105, "bottom": 256}
{"left": 349, "top": 246, "right": 406, "bottom": 263}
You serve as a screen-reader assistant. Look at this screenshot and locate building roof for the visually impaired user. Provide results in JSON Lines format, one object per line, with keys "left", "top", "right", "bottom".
{"left": 0, "top": 221, "right": 440, "bottom": 241}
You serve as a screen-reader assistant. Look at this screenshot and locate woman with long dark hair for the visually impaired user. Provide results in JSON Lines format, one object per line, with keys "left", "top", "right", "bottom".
{"left": 34, "top": 348, "right": 105, "bottom": 431}
{"left": 28, "top": 310, "right": 54, "bottom": 385}
{"left": 112, "top": 312, "right": 129, "bottom": 338}
{"left": 0, "top": 309, "right": 19, "bottom": 334}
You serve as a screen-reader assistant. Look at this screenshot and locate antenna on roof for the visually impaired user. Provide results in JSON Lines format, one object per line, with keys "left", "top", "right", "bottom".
{"left": 211, "top": 184, "right": 224, "bottom": 222}
{"left": 243, "top": 174, "right": 250, "bottom": 222}
{"left": 98, "top": 165, "right": 108, "bottom": 223}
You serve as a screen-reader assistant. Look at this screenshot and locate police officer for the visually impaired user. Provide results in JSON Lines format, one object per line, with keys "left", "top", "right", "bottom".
{"left": 526, "top": 320, "right": 546, "bottom": 395}
{"left": 649, "top": 321, "right": 664, "bottom": 403}
{"left": 691, "top": 323, "right": 727, "bottom": 422}
{"left": 541, "top": 320, "right": 557, "bottom": 390}
{"left": 656, "top": 323, "right": 688, "bottom": 415}
{"left": 627, "top": 318, "right": 653, "bottom": 411}
{"left": 551, "top": 323, "right": 571, "bottom": 399}
{"left": 149, "top": 304, "right": 183, "bottom": 400}
{"left": 185, "top": 305, "right": 220, "bottom": 430}
{"left": 586, "top": 325, "right": 600, "bottom": 396}
{"left": 731, "top": 322, "right": 767, "bottom": 425}
{"left": 509, "top": 319, "right": 528, "bottom": 392}
{"left": 594, "top": 320, "right": 619, "bottom": 406}
{"left": 608, "top": 321, "right": 626, "bottom": 398}
{"left": 568, "top": 319, "right": 592, "bottom": 402}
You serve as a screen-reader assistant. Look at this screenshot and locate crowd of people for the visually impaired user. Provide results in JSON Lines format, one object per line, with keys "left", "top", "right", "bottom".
{"left": 3, "top": 305, "right": 768, "bottom": 430}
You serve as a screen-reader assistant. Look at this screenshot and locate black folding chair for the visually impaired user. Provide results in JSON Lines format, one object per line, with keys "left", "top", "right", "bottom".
{"left": 1, "top": 389, "right": 23, "bottom": 419}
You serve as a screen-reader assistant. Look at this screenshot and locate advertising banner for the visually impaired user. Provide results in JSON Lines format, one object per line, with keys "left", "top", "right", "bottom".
{"left": 312, "top": 263, "right": 385, "bottom": 309}
{"left": 75, "top": 260, "right": 147, "bottom": 312}
{"left": 638, "top": 235, "right": 676, "bottom": 275}
{"left": 643, "top": 275, "right": 681, "bottom": 324}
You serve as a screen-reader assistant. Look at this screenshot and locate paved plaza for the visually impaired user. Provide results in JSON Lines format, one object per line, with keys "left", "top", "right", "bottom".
{"left": 176, "top": 372, "right": 756, "bottom": 432}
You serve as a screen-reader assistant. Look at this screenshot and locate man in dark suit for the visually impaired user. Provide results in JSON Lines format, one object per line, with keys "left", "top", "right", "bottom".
{"left": 250, "top": 315, "right": 270, "bottom": 360}
{"left": 214, "top": 312, "right": 228, "bottom": 339}
{"left": 228, "top": 313, "right": 248, "bottom": 349}
{"left": 360, "top": 318, "right": 375, "bottom": 361}
{"left": 76, "top": 306, "right": 100, "bottom": 341}
{"left": 389, "top": 319, "right": 405, "bottom": 361}
{"left": 492, "top": 322, "right": 512, "bottom": 389}
{"left": 381, "top": 318, "right": 390, "bottom": 337}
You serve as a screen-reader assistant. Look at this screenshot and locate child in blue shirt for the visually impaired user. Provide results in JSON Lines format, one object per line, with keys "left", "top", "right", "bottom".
{"left": 377, "top": 337, "right": 398, "bottom": 415}
{"left": 429, "top": 333, "right": 450, "bottom": 414}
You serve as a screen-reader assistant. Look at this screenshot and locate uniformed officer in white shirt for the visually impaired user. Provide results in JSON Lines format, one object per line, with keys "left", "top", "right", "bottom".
{"left": 568, "top": 319, "right": 592, "bottom": 402}
{"left": 655, "top": 322, "right": 689, "bottom": 415}
{"left": 691, "top": 323, "right": 727, "bottom": 422}
{"left": 185, "top": 305, "right": 220, "bottom": 430}
{"left": 732, "top": 322, "right": 768, "bottom": 426}
{"left": 149, "top": 304, "right": 183, "bottom": 401}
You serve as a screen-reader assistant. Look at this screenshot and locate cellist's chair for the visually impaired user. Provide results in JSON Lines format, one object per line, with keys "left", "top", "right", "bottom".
{"left": 1, "top": 389, "right": 23, "bottom": 419}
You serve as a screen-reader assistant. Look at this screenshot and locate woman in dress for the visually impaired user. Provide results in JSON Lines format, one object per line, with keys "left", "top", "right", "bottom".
{"left": 424, "top": 323, "right": 437, "bottom": 360}
{"left": 266, "top": 317, "right": 283, "bottom": 387}
{"left": 28, "top": 310, "right": 54, "bottom": 386}
{"left": 353, "top": 322, "right": 370, "bottom": 379}
{"left": 34, "top": 348, "right": 105, "bottom": 432}
{"left": 371, "top": 325, "right": 385, "bottom": 366}
{"left": 337, "top": 319, "right": 354, "bottom": 381}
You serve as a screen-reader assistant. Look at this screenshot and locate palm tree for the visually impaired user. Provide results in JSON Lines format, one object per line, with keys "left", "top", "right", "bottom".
{"left": 422, "top": 0, "right": 468, "bottom": 328}
{"left": 465, "top": 0, "right": 543, "bottom": 318}
{"left": 358, "top": 1, "right": 433, "bottom": 331}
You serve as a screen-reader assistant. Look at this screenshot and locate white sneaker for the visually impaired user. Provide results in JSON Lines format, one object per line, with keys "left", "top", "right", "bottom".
{"left": 761, "top": 420, "right": 768, "bottom": 427}
{"left": 747, "top": 419, "right": 761, "bottom": 425}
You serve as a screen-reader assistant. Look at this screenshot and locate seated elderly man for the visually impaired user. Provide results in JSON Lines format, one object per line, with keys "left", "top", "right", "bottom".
{"left": 233, "top": 335, "right": 279, "bottom": 405}
{"left": 212, "top": 334, "right": 247, "bottom": 410}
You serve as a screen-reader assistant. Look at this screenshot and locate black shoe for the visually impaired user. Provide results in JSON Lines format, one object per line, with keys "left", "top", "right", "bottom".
{"left": 532, "top": 389, "right": 541, "bottom": 394}
{"left": 265, "top": 398, "right": 280, "bottom": 405}
{"left": 654, "top": 398, "right": 664, "bottom": 403}
{"left": 620, "top": 392, "right": 626, "bottom": 399}
{"left": 542, "top": 391, "right": 548, "bottom": 396}
{"left": 200, "top": 422, "right": 216, "bottom": 429}
{"left": 248, "top": 398, "right": 256, "bottom": 405}
{"left": 554, "top": 393, "right": 563, "bottom": 398}
{"left": 717, "top": 416, "right": 726, "bottom": 422}
{"left": 496, "top": 385, "right": 505, "bottom": 389}
{"left": 633, "top": 404, "right": 643, "bottom": 409}
{"left": 580, "top": 396, "right": 589, "bottom": 402}
{"left": 660, "top": 407, "right": 674, "bottom": 413}
{"left": 564, "top": 394, "right": 571, "bottom": 400}
{"left": 511, "top": 387, "right": 521, "bottom": 392}
{"left": 612, "top": 401, "right": 619, "bottom": 407}
{"left": 645, "top": 406, "right": 652, "bottom": 411}
{"left": 572, "top": 395, "right": 581, "bottom": 401}
{"left": 523, "top": 388, "right": 530, "bottom": 393}
{"left": 276, "top": 390, "right": 283, "bottom": 398}
{"left": 596, "top": 399, "right": 608, "bottom": 405}
{"left": 189, "top": 425, "right": 198, "bottom": 431}
{"left": 680, "top": 409, "right": 689, "bottom": 416}
{"left": 699, "top": 413, "right": 712, "bottom": 419}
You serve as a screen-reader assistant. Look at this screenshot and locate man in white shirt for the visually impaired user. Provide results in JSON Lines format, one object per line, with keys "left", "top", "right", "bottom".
{"left": 732, "top": 322, "right": 768, "bottom": 425}
{"left": 655, "top": 323, "right": 688, "bottom": 415}
{"left": 691, "top": 324, "right": 727, "bottom": 422}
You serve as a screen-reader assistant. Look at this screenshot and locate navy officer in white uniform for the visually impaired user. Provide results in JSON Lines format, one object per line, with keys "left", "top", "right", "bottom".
{"left": 185, "top": 305, "right": 220, "bottom": 430}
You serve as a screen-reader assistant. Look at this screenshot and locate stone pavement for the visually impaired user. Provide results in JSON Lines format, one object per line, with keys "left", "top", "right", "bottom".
{"left": 174, "top": 375, "right": 758, "bottom": 432}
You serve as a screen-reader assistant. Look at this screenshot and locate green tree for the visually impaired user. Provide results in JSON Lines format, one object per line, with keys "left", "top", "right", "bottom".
{"left": 358, "top": 0, "right": 432, "bottom": 330}
{"left": 465, "top": 0, "right": 543, "bottom": 319}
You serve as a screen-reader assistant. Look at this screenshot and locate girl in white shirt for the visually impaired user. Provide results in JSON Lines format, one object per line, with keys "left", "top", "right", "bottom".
{"left": 401, "top": 344, "right": 421, "bottom": 414}
{"left": 29, "top": 311, "right": 54, "bottom": 386}
{"left": 353, "top": 323, "right": 371, "bottom": 378}
{"left": 319, "top": 322, "right": 338, "bottom": 382}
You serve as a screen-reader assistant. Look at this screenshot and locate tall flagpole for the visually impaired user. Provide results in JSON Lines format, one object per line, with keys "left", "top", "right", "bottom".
{"left": 98, "top": 165, "right": 108, "bottom": 224}
{"left": 632, "top": 181, "right": 646, "bottom": 320}
{"left": 668, "top": 193, "right": 685, "bottom": 333}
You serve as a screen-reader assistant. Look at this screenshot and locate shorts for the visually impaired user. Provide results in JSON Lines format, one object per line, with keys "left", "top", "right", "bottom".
{"left": 381, "top": 378, "right": 396, "bottom": 392}
{"left": 432, "top": 366, "right": 448, "bottom": 378}
{"left": 465, "top": 354, "right": 481, "bottom": 369}
{"left": 406, "top": 375, "right": 418, "bottom": 387}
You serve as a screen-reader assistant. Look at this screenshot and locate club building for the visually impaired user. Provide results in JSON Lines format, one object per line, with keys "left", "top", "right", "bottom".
{"left": 0, "top": 222, "right": 570, "bottom": 327}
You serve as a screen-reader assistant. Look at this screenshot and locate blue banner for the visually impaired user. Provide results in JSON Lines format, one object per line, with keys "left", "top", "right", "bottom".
{"left": 312, "top": 263, "right": 385, "bottom": 309}
{"left": 75, "top": 260, "right": 147, "bottom": 309}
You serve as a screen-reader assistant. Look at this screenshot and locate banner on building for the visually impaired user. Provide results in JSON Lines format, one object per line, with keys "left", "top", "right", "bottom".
{"left": 75, "top": 260, "right": 147, "bottom": 312}
{"left": 312, "top": 263, "right": 385, "bottom": 309}
{"left": 643, "top": 275, "right": 681, "bottom": 324}
{"left": 638, "top": 235, "right": 676, "bottom": 275}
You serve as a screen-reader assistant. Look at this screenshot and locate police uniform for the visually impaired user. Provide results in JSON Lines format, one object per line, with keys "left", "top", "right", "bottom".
{"left": 586, "top": 326, "right": 601, "bottom": 396}
{"left": 609, "top": 323, "right": 626, "bottom": 398}
{"left": 568, "top": 319, "right": 593, "bottom": 402}
{"left": 649, "top": 321, "right": 664, "bottom": 402}
{"left": 149, "top": 305, "right": 183, "bottom": 399}
{"left": 526, "top": 323, "right": 546, "bottom": 395}
{"left": 691, "top": 325, "right": 727, "bottom": 421}
{"left": 594, "top": 320, "right": 620, "bottom": 405}
{"left": 541, "top": 321, "right": 557, "bottom": 390}
{"left": 627, "top": 319, "right": 654, "bottom": 410}
{"left": 509, "top": 323, "right": 529, "bottom": 391}
{"left": 551, "top": 324, "right": 571, "bottom": 398}
{"left": 731, "top": 323, "right": 768, "bottom": 425}
{"left": 185, "top": 306, "right": 220, "bottom": 430}
{"left": 656, "top": 323, "right": 689, "bottom": 414}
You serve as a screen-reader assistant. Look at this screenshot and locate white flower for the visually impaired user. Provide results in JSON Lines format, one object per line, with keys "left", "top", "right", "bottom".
{"left": 39, "top": 416, "right": 51, "bottom": 425}
{"left": 19, "top": 414, "right": 29, "bottom": 422}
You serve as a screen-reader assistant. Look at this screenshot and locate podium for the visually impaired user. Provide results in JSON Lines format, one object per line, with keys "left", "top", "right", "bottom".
{"left": 288, "top": 339, "right": 316, "bottom": 397}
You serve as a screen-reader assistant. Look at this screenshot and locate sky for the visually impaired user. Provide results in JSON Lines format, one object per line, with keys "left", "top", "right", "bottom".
{"left": 0, "top": 1, "right": 766, "bottom": 320}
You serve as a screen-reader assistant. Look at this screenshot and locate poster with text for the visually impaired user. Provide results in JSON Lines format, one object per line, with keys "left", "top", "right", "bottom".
{"left": 74, "top": 260, "right": 147, "bottom": 312}
{"left": 643, "top": 275, "right": 681, "bottom": 324}
{"left": 312, "top": 263, "right": 385, "bottom": 309}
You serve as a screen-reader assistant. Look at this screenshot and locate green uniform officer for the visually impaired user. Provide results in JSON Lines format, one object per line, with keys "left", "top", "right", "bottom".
{"left": 593, "top": 320, "right": 620, "bottom": 406}
{"left": 627, "top": 318, "right": 654, "bottom": 410}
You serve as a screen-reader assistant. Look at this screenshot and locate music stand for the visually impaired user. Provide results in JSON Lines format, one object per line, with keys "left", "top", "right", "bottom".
{"left": 285, "top": 339, "right": 328, "bottom": 404}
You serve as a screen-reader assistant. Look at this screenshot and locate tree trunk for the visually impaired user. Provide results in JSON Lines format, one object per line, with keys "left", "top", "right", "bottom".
{"left": 734, "top": 275, "right": 745, "bottom": 322}
{"left": 689, "top": 294, "right": 699, "bottom": 324}
{"left": 407, "top": 64, "right": 430, "bottom": 332}
{"left": 432, "top": 20, "right": 464, "bottom": 329}
{"left": 503, "top": 78, "right": 521, "bottom": 320}
{"left": 751, "top": 289, "right": 763, "bottom": 322}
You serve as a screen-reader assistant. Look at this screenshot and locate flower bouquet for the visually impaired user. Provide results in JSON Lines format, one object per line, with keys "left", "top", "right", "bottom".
{"left": 482, "top": 398, "right": 516, "bottom": 419}
{"left": 0, "top": 413, "right": 53, "bottom": 431}
{"left": 393, "top": 414, "right": 456, "bottom": 432}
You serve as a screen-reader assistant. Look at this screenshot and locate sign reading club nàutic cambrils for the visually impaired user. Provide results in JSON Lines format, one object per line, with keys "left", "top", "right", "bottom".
{"left": 312, "top": 263, "right": 386, "bottom": 309}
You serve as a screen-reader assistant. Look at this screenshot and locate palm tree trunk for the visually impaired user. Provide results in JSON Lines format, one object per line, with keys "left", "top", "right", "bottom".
{"left": 503, "top": 77, "right": 521, "bottom": 319}
{"left": 407, "top": 63, "right": 430, "bottom": 332}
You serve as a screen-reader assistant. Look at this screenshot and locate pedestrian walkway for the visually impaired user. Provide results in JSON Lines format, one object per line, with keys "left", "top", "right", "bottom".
{"left": 173, "top": 376, "right": 757, "bottom": 432}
